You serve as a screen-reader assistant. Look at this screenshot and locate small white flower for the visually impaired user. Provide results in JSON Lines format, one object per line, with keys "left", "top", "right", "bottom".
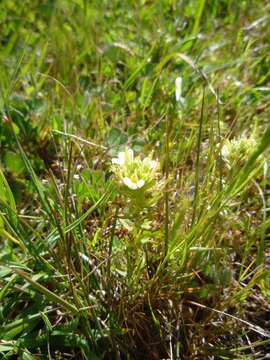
{"left": 112, "top": 149, "right": 134, "bottom": 166}
{"left": 235, "top": 80, "right": 242, "bottom": 87}
{"left": 221, "top": 144, "right": 229, "bottom": 158}
{"left": 125, "top": 148, "right": 134, "bottom": 162}
{"left": 175, "top": 76, "right": 185, "bottom": 103}
{"left": 143, "top": 157, "right": 157, "bottom": 169}
{"left": 112, "top": 152, "right": 125, "bottom": 165}
{"left": 123, "top": 177, "right": 145, "bottom": 190}
{"left": 149, "top": 160, "right": 157, "bottom": 169}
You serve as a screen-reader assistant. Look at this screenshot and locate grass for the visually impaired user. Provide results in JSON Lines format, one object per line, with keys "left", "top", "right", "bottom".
{"left": 0, "top": 0, "right": 270, "bottom": 358}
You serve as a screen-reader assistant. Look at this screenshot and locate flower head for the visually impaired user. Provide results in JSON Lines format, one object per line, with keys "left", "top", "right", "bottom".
{"left": 221, "top": 136, "right": 258, "bottom": 168}
{"left": 111, "top": 148, "right": 161, "bottom": 207}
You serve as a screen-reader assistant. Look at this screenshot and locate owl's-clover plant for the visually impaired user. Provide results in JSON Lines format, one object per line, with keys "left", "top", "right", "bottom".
{"left": 111, "top": 148, "right": 163, "bottom": 278}
{"left": 221, "top": 135, "right": 263, "bottom": 169}
{"left": 111, "top": 148, "right": 162, "bottom": 211}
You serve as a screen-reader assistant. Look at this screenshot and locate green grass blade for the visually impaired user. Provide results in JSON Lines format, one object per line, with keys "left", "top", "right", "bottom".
{"left": 11, "top": 268, "right": 79, "bottom": 315}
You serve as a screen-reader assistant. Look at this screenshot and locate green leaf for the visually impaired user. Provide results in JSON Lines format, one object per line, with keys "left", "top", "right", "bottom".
{"left": 4, "top": 151, "right": 25, "bottom": 175}
{"left": 106, "top": 128, "right": 127, "bottom": 150}
{"left": 0, "top": 314, "right": 40, "bottom": 340}
{"left": 12, "top": 268, "right": 79, "bottom": 315}
{"left": 0, "top": 167, "right": 17, "bottom": 226}
{"left": 0, "top": 344, "right": 14, "bottom": 352}
{"left": 22, "top": 351, "right": 36, "bottom": 360}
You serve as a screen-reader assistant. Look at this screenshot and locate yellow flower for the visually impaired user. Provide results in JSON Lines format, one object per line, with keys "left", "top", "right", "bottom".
{"left": 221, "top": 136, "right": 258, "bottom": 168}
{"left": 111, "top": 148, "right": 161, "bottom": 207}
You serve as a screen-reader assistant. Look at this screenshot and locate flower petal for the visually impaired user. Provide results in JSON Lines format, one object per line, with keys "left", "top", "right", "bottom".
{"left": 112, "top": 152, "right": 126, "bottom": 165}
{"left": 112, "top": 158, "right": 122, "bottom": 165}
{"left": 149, "top": 160, "right": 157, "bottom": 169}
{"left": 175, "top": 76, "right": 182, "bottom": 102}
{"left": 126, "top": 148, "right": 134, "bottom": 162}
{"left": 118, "top": 152, "right": 126, "bottom": 164}
{"left": 221, "top": 145, "right": 228, "bottom": 158}
{"left": 123, "top": 177, "right": 145, "bottom": 190}
{"left": 136, "top": 179, "right": 145, "bottom": 188}
{"left": 142, "top": 157, "right": 158, "bottom": 170}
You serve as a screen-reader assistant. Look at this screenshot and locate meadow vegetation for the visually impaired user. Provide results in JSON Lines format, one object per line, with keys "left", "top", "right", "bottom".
{"left": 0, "top": 0, "right": 270, "bottom": 358}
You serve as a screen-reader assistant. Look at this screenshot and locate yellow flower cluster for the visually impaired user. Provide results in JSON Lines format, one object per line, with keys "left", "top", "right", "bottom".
{"left": 111, "top": 148, "right": 161, "bottom": 207}
{"left": 221, "top": 136, "right": 257, "bottom": 168}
